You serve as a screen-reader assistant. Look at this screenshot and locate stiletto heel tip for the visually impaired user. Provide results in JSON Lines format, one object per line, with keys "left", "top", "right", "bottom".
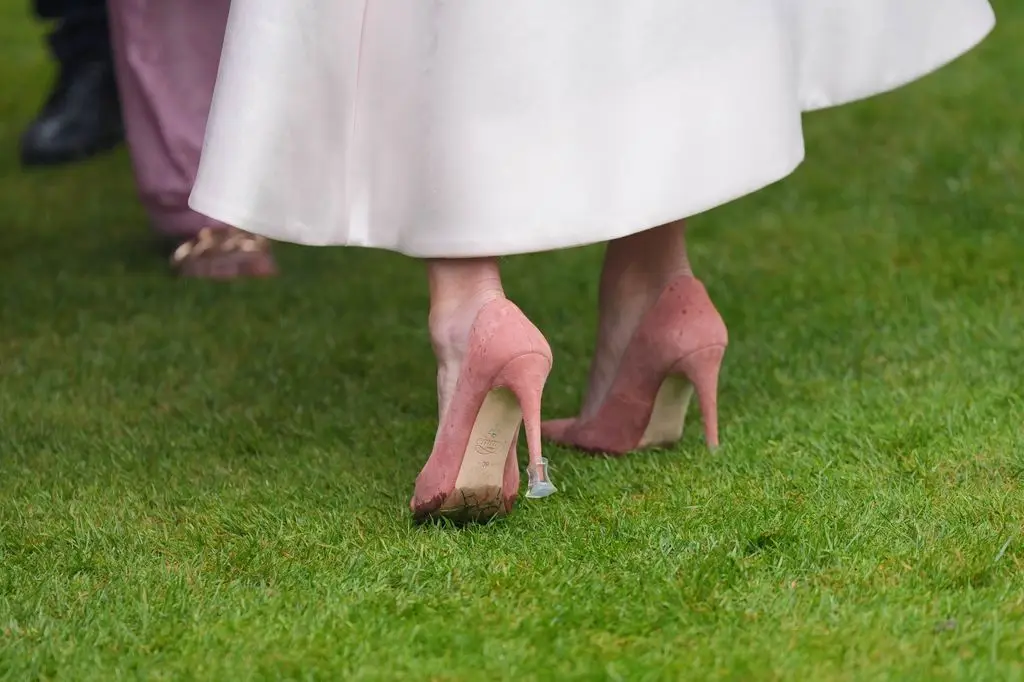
{"left": 526, "top": 457, "right": 558, "bottom": 499}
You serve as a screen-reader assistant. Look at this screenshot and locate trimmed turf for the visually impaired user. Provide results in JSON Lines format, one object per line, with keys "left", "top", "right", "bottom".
{"left": 1, "top": 4, "right": 1022, "bottom": 681}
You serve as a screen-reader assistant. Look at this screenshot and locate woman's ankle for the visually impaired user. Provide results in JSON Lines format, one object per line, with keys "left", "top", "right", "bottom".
{"left": 601, "top": 220, "right": 692, "bottom": 310}
{"left": 426, "top": 258, "right": 504, "bottom": 358}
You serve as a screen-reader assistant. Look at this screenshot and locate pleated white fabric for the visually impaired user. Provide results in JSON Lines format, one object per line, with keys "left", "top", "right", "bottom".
{"left": 190, "top": 0, "right": 995, "bottom": 257}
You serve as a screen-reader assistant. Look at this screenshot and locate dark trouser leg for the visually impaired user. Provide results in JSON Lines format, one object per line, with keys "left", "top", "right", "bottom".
{"left": 36, "top": 0, "right": 112, "bottom": 64}
{"left": 21, "top": 0, "right": 124, "bottom": 166}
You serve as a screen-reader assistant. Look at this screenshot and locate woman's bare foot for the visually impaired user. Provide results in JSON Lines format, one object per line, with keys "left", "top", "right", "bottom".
{"left": 416, "top": 257, "right": 544, "bottom": 520}
{"left": 577, "top": 220, "right": 692, "bottom": 420}
{"left": 427, "top": 258, "right": 505, "bottom": 419}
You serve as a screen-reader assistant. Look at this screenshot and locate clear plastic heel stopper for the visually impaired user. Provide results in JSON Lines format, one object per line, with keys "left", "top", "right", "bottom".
{"left": 526, "top": 457, "right": 558, "bottom": 499}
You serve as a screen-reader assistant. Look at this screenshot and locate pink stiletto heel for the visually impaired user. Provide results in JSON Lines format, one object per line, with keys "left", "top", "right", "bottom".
{"left": 495, "top": 352, "right": 559, "bottom": 499}
{"left": 542, "top": 275, "right": 727, "bottom": 455}
{"left": 672, "top": 344, "right": 724, "bottom": 448}
{"left": 411, "top": 300, "right": 555, "bottom": 522}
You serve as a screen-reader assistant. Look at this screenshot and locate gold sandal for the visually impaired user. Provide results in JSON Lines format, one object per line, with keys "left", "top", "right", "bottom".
{"left": 170, "top": 226, "right": 278, "bottom": 279}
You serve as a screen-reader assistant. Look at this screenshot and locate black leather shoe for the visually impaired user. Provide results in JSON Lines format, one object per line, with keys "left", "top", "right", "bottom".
{"left": 19, "top": 60, "right": 125, "bottom": 167}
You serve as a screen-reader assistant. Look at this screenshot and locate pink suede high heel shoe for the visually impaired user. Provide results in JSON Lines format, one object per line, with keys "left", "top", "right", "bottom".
{"left": 542, "top": 275, "right": 727, "bottom": 455}
{"left": 411, "top": 299, "right": 557, "bottom": 523}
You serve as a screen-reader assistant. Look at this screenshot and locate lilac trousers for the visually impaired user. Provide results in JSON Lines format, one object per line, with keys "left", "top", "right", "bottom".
{"left": 107, "top": 0, "right": 229, "bottom": 239}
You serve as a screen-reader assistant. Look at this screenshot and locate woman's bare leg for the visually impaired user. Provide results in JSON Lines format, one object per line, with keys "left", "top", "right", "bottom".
{"left": 578, "top": 219, "right": 692, "bottom": 419}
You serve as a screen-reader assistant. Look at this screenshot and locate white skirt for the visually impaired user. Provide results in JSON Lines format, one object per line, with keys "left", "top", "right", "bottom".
{"left": 190, "top": 0, "right": 995, "bottom": 258}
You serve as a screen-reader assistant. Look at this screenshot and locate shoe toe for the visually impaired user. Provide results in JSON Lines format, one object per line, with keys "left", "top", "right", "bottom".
{"left": 540, "top": 418, "right": 577, "bottom": 443}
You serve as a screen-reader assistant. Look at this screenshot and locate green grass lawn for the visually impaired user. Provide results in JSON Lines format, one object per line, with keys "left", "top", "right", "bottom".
{"left": 2, "top": 4, "right": 1023, "bottom": 681}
